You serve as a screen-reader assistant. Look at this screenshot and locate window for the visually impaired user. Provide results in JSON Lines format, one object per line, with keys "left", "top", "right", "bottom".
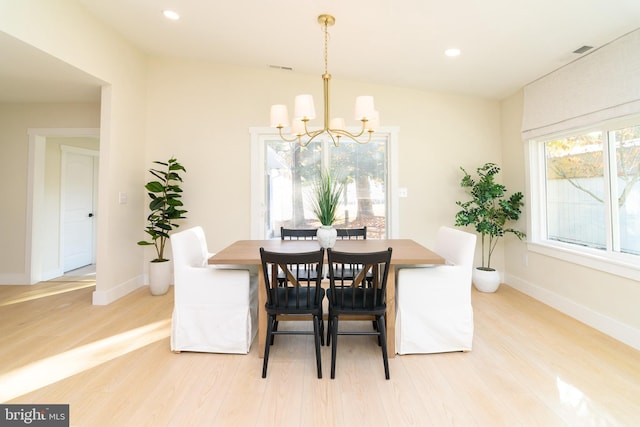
{"left": 250, "top": 128, "right": 399, "bottom": 240}
{"left": 528, "top": 118, "right": 640, "bottom": 278}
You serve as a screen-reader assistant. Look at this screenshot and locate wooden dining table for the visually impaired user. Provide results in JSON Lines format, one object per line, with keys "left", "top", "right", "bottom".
{"left": 208, "top": 238, "right": 444, "bottom": 357}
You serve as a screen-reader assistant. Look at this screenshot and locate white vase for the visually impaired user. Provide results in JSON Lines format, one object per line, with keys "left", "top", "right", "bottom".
{"left": 316, "top": 225, "right": 337, "bottom": 249}
{"left": 472, "top": 267, "right": 501, "bottom": 293}
{"left": 149, "top": 260, "right": 172, "bottom": 295}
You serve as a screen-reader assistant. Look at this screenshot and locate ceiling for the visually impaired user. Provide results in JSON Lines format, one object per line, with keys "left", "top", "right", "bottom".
{"left": 2, "top": 0, "right": 640, "bottom": 103}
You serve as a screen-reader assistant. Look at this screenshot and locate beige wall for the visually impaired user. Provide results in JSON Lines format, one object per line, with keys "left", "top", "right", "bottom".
{"left": 0, "top": 0, "right": 147, "bottom": 302}
{"left": 501, "top": 90, "right": 640, "bottom": 349}
{"left": 145, "top": 57, "right": 502, "bottom": 257}
{"left": 0, "top": 104, "right": 100, "bottom": 280}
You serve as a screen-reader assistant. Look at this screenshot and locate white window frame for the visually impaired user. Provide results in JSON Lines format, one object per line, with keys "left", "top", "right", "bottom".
{"left": 249, "top": 126, "right": 400, "bottom": 240}
{"left": 525, "top": 116, "right": 640, "bottom": 281}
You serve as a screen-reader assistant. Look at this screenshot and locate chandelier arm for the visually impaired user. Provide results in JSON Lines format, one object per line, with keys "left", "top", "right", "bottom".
{"left": 299, "top": 128, "right": 327, "bottom": 147}
{"left": 333, "top": 119, "right": 369, "bottom": 138}
{"left": 277, "top": 126, "right": 303, "bottom": 143}
{"left": 331, "top": 128, "right": 374, "bottom": 145}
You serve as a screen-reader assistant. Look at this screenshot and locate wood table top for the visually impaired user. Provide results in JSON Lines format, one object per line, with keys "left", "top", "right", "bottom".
{"left": 208, "top": 239, "right": 444, "bottom": 265}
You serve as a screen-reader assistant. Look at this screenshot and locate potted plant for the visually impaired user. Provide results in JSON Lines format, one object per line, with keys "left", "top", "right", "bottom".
{"left": 454, "top": 162, "right": 525, "bottom": 292}
{"left": 310, "top": 169, "right": 344, "bottom": 248}
{"left": 137, "top": 157, "right": 187, "bottom": 295}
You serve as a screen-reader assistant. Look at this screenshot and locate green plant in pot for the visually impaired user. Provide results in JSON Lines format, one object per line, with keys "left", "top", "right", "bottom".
{"left": 454, "top": 162, "right": 525, "bottom": 292}
{"left": 311, "top": 169, "right": 344, "bottom": 248}
{"left": 138, "top": 157, "right": 187, "bottom": 295}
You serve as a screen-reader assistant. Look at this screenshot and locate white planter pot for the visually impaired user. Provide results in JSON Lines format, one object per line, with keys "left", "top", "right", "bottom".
{"left": 149, "top": 260, "right": 172, "bottom": 296}
{"left": 472, "top": 267, "right": 501, "bottom": 293}
{"left": 316, "top": 226, "right": 337, "bottom": 248}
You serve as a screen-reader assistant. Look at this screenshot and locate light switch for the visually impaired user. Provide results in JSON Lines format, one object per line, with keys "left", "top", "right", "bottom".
{"left": 119, "top": 192, "right": 128, "bottom": 204}
{"left": 398, "top": 187, "right": 408, "bottom": 198}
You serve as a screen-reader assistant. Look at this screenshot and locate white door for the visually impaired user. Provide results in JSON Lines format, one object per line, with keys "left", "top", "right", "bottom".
{"left": 62, "top": 148, "right": 98, "bottom": 272}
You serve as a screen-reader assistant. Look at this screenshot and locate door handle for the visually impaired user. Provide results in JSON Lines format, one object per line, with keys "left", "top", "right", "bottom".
{"left": 88, "top": 213, "right": 94, "bottom": 218}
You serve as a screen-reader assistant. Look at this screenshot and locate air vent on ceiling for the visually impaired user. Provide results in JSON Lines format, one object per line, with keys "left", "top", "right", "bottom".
{"left": 269, "top": 65, "right": 293, "bottom": 71}
{"left": 573, "top": 45, "right": 593, "bottom": 54}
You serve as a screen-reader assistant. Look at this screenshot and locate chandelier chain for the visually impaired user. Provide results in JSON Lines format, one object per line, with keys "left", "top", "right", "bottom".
{"left": 323, "top": 19, "right": 329, "bottom": 75}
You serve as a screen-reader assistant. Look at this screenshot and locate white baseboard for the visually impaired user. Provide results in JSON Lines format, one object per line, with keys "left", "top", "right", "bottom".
{"left": 92, "top": 274, "right": 145, "bottom": 305}
{"left": 505, "top": 273, "right": 640, "bottom": 351}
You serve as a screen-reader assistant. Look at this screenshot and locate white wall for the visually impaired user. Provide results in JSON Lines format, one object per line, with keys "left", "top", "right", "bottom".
{"left": 501, "top": 90, "right": 640, "bottom": 350}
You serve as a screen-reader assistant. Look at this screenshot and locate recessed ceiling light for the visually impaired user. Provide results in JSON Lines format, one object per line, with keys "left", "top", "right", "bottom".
{"left": 445, "top": 48, "right": 461, "bottom": 57}
{"left": 163, "top": 10, "right": 180, "bottom": 21}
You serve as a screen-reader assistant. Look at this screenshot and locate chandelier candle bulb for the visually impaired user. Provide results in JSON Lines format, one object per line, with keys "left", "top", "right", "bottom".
{"left": 294, "top": 94, "right": 316, "bottom": 119}
{"left": 270, "top": 104, "right": 289, "bottom": 127}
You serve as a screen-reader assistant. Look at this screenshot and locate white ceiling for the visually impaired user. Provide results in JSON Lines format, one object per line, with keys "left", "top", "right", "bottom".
{"left": 2, "top": 0, "right": 640, "bottom": 103}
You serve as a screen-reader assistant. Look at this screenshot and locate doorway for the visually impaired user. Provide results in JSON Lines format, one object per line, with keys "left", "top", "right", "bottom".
{"left": 26, "top": 128, "right": 100, "bottom": 284}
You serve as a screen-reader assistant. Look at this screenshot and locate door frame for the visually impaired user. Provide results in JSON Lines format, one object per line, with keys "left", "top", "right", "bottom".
{"left": 26, "top": 128, "right": 100, "bottom": 284}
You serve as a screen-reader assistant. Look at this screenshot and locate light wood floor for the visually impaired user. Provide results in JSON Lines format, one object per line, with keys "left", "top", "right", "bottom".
{"left": 1, "top": 279, "right": 639, "bottom": 427}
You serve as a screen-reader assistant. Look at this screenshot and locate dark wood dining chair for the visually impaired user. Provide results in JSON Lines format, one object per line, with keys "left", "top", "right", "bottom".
{"left": 278, "top": 227, "right": 320, "bottom": 285}
{"left": 259, "top": 247, "right": 325, "bottom": 379}
{"left": 280, "top": 227, "right": 317, "bottom": 240}
{"left": 336, "top": 226, "right": 367, "bottom": 240}
{"left": 326, "top": 247, "right": 393, "bottom": 380}
{"left": 334, "top": 226, "right": 372, "bottom": 284}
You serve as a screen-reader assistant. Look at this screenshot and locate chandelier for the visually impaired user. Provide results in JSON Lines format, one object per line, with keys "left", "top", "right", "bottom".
{"left": 269, "top": 14, "right": 379, "bottom": 147}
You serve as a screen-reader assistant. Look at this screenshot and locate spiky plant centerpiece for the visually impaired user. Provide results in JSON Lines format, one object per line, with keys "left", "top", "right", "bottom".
{"left": 311, "top": 169, "right": 344, "bottom": 226}
{"left": 311, "top": 169, "right": 344, "bottom": 248}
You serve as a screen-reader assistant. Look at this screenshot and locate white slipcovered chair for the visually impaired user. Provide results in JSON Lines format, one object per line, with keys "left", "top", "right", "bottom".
{"left": 395, "top": 226, "right": 477, "bottom": 354}
{"left": 170, "top": 226, "right": 258, "bottom": 354}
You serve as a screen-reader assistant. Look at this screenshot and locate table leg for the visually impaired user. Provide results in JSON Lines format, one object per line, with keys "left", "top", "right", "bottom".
{"left": 258, "top": 268, "right": 267, "bottom": 358}
{"left": 386, "top": 265, "right": 396, "bottom": 358}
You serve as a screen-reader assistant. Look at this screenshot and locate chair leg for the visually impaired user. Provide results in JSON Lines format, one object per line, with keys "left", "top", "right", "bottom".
{"left": 313, "top": 316, "right": 322, "bottom": 378}
{"left": 326, "top": 316, "right": 332, "bottom": 346}
{"left": 330, "top": 316, "right": 339, "bottom": 379}
{"left": 271, "top": 319, "right": 279, "bottom": 345}
{"left": 377, "top": 315, "right": 390, "bottom": 380}
{"left": 262, "top": 314, "right": 275, "bottom": 378}
{"left": 319, "top": 308, "right": 325, "bottom": 346}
